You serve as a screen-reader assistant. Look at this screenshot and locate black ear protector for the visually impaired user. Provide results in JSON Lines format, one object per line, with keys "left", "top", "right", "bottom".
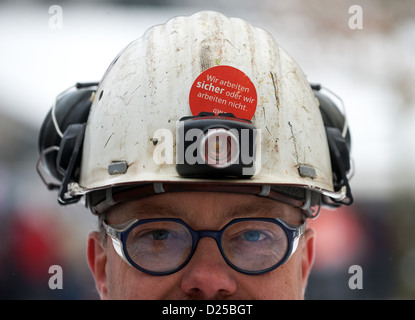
{"left": 311, "top": 84, "right": 354, "bottom": 207}
{"left": 37, "top": 82, "right": 98, "bottom": 204}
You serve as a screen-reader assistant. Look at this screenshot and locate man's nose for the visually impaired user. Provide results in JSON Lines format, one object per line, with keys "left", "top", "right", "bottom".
{"left": 180, "top": 237, "right": 237, "bottom": 299}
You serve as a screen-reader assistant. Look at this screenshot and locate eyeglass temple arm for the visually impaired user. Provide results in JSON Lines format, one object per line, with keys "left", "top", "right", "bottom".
{"left": 102, "top": 220, "right": 136, "bottom": 266}
{"left": 288, "top": 223, "right": 306, "bottom": 260}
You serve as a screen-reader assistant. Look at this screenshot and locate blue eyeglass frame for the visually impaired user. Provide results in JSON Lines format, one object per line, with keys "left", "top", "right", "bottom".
{"left": 103, "top": 217, "right": 305, "bottom": 276}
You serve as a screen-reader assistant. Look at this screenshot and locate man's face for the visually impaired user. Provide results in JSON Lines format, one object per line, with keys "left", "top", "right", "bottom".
{"left": 87, "top": 192, "right": 315, "bottom": 300}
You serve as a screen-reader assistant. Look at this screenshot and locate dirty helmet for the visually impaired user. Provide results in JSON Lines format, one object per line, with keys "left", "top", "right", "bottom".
{"left": 37, "top": 11, "right": 353, "bottom": 218}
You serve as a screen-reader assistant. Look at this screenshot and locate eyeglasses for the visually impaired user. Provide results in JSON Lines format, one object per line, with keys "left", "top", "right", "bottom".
{"left": 103, "top": 217, "right": 305, "bottom": 276}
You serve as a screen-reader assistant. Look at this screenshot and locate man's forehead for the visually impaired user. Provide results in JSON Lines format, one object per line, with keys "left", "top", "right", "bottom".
{"left": 106, "top": 192, "right": 302, "bottom": 225}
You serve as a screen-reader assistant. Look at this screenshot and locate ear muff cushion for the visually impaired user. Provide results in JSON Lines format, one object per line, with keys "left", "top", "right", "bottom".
{"left": 38, "top": 88, "right": 93, "bottom": 181}
{"left": 314, "top": 90, "right": 351, "bottom": 151}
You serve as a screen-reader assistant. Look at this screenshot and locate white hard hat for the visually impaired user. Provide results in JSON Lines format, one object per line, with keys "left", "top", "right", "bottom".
{"left": 37, "top": 11, "right": 353, "bottom": 217}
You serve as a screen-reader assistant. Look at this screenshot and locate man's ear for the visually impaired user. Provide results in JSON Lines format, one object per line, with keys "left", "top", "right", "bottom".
{"left": 301, "top": 227, "right": 316, "bottom": 295}
{"left": 87, "top": 231, "right": 108, "bottom": 299}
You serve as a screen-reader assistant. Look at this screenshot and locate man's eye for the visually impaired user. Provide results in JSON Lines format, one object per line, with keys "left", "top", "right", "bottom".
{"left": 243, "top": 230, "right": 265, "bottom": 242}
{"left": 151, "top": 230, "right": 171, "bottom": 240}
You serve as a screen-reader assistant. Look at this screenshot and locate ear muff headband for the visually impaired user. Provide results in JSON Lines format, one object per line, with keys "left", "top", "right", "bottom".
{"left": 56, "top": 123, "right": 86, "bottom": 204}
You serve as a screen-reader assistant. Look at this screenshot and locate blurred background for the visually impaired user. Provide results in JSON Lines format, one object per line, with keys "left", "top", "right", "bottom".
{"left": 0, "top": 0, "right": 414, "bottom": 299}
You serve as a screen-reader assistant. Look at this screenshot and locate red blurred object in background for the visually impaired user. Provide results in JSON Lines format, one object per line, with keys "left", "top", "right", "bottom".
{"left": 9, "top": 211, "right": 63, "bottom": 283}
{"left": 308, "top": 206, "right": 367, "bottom": 271}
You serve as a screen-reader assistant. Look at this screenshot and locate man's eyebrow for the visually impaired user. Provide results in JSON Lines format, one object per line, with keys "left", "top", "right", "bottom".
{"left": 224, "top": 202, "right": 286, "bottom": 220}
{"left": 129, "top": 203, "right": 181, "bottom": 218}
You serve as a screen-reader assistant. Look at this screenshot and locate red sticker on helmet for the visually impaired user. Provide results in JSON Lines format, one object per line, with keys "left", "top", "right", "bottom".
{"left": 189, "top": 66, "right": 257, "bottom": 120}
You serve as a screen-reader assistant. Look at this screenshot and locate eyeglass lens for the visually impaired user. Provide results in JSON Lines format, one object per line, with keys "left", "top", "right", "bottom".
{"left": 126, "top": 220, "right": 193, "bottom": 273}
{"left": 125, "top": 220, "right": 288, "bottom": 274}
